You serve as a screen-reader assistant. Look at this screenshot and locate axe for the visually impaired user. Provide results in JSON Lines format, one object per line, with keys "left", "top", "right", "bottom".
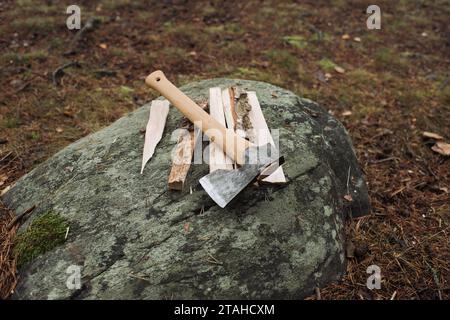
{"left": 145, "top": 71, "right": 283, "bottom": 207}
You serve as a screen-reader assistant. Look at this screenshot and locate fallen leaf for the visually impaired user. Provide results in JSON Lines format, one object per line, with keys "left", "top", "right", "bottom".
{"left": 334, "top": 66, "right": 345, "bottom": 74}
{"left": 63, "top": 108, "right": 76, "bottom": 118}
{"left": 184, "top": 222, "right": 190, "bottom": 233}
{"left": 342, "top": 110, "right": 352, "bottom": 116}
{"left": 421, "top": 32, "right": 427, "bottom": 37}
{"left": 55, "top": 127, "right": 63, "bottom": 133}
{"left": 344, "top": 194, "right": 353, "bottom": 202}
{"left": 325, "top": 73, "right": 332, "bottom": 80}
{"left": 422, "top": 131, "right": 444, "bottom": 140}
{"left": 99, "top": 43, "right": 107, "bottom": 49}
{"left": 353, "top": 37, "right": 361, "bottom": 42}
{"left": 342, "top": 34, "right": 350, "bottom": 40}
{"left": 439, "top": 187, "right": 448, "bottom": 193}
{"left": 431, "top": 141, "right": 450, "bottom": 156}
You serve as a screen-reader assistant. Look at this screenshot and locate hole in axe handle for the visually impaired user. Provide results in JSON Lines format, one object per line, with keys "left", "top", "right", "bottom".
{"left": 156, "top": 77, "right": 161, "bottom": 82}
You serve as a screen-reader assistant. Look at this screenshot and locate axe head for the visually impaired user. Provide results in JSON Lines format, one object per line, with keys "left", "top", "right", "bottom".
{"left": 199, "top": 144, "right": 283, "bottom": 208}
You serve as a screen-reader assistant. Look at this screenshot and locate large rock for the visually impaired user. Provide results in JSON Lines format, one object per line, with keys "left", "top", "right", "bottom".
{"left": 3, "top": 79, "right": 370, "bottom": 299}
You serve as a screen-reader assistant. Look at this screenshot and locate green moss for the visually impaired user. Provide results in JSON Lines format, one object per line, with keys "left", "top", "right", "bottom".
{"left": 110, "top": 47, "right": 127, "bottom": 58}
{"left": 102, "top": 0, "right": 136, "bottom": 10}
{"left": 3, "top": 117, "right": 22, "bottom": 128}
{"left": 16, "top": 0, "right": 34, "bottom": 5}
{"left": 346, "top": 69, "right": 377, "bottom": 88}
{"left": 283, "top": 35, "right": 307, "bottom": 49}
{"left": 396, "top": 89, "right": 429, "bottom": 107}
{"left": 374, "top": 48, "right": 392, "bottom": 65}
{"left": 201, "top": 3, "right": 217, "bottom": 16}
{"left": 1, "top": 50, "right": 48, "bottom": 66}
{"left": 263, "top": 49, "right": 298, "bottom": 73}
{"left": 223, "top": 41, "right": 248, "bottom": 60}
{"left": 119, "top": 85, "right": 134, "bottom": 96}
{"left": 145, "top": 47, "right": 190, "bottom": 68}
{"left": 15, "top": 0, "right": 58, "bottom": 14}
{"left": 310, "top": 32, "right": 332, "bottom": 43}
{"left": 49, "top": 38, "right": 64, "bottom": 49}
{"left": 231, "top": 67, "right": 272, "bottom": 83}
{"left": 439, "top": 86, "right": 450, "bottom": 105}
{"left": 164, "top": 24, "right": 207, "bottom": 47}
{"left": 205, "top": 23, "right": 245, "bottom": 36}
{"left": 374, "top": 48, "right": 409, "bottom": 74}
{"left": 14, "top": 212, "right": 68, "bottom": 266}
{"left": 12, "top": 17, "right": 56, "bottom": 33}
{"left": 30, "top": 131, "right": 40, "bottom": 141}
{"left": 317, "top": 58, "right": 336, "bottom": 71}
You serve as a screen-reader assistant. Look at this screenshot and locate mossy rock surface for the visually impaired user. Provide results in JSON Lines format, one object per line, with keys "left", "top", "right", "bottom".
{"left": 3, "top": 78, "right": 370, "bottom": 299}
{"left": 14, "top": 212, "right": 68, "bottom": 266}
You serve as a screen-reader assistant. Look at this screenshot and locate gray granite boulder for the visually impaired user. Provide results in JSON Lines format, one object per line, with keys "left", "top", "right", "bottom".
{"left": 3, "top": 78, "right": 370, "bottom": 299}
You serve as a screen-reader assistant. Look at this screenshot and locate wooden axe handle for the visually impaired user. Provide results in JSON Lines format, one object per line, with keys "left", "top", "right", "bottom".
{"left": 145, "top": 70, "right": 251, "bottom": 165}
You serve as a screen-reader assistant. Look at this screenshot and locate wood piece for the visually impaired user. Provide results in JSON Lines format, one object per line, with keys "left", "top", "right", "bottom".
{"left": 233, "top": 87, "right": 253, "bottom": 140}
{"left": 141, "top": 100, "right": 170, "bottom": 174}
{"left": 222, "top": 88, "right": 237, "bottom": 169}
{"left": 246, "top": 91, "right": 287, "bottom": 183}
{"left": 228, "top": 87, "right": 238, "bottom": 125}
{"left": 222, "top": 88, "right": 236, "bottom": 131}
{"left": 168, "top": 130, "right": 194, "bottom": 190}
{"left": 209, "top": 88, "right": 234, "bottom": 172}
{"left": 146, "top": 71, "right": 252, "bottom": 165}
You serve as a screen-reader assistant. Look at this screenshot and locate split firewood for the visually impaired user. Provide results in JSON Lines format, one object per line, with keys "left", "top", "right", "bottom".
{"left": 168, "top": 101, "right": 207, "bottom": 190}
{"left": 168, "top": 129, "right": 197, "bottom": 190}
{"left": 223, "top": 87, "right": 286, "bottom": 183}
{"left": 222, "top": 88, "right": 236, "bottom": 131}
{"left": 209, "top": 88, "right": 233, "bottom": 172}
{"left": 246, "top": 91, "right": 286, "bottom": 183}
{"left": 231, "top": 87, "right": 253, "bottom": 139}
{"left": 141, "top": 100, "right": 170, "bottom": 174}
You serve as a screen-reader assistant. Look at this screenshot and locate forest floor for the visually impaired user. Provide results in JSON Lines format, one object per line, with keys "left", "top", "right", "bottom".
{"left": 0, "top": 0, "right": 449, "bottom": 299}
